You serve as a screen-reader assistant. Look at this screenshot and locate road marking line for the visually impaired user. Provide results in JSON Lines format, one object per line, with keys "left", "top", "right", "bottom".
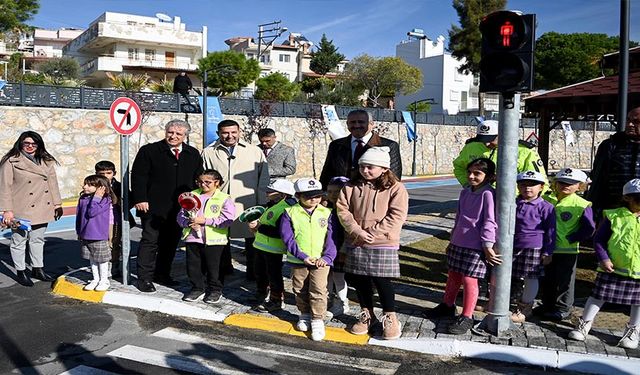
{"left": 59, "top": 365, "right": 119, "bottom": 375}
{"left": 152, "top": 327, "right": 399, "bottom": 374}
{"left": 107, "top": 345, "right": 247, "bottom": 375}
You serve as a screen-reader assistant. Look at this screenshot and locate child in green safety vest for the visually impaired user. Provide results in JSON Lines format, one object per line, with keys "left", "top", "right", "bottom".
{"left": 280, "top": 177, "right": 337, "bottom": 342}
{"left": 569, "top": 178, "right": 640, "bottom": 349}
{"left": 249, "top": 179, "right": 296, "bottom": 313}
{"left": 538, "top": 167, "right": 595, "bottom": 321}
{"left": 177, "top": 169, "right": 235, "bottom": 305}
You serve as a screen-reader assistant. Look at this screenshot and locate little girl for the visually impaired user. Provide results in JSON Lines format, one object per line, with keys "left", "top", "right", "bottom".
{"left": 336, "top": 147, "right": 409, "bottom": 340}
{"left": 569, "top": 178, "right": 640, "bottom": 349}
{"left": 76, "top": 175, "right": 116, "bottom": 291}
{"left": 326, "top": 176, "right": 350, "bottom": 318}
{"left": 425, "top": 157, "right": 499, "bottom": 335}
{"left": 539, "top": 167, "right": 595, "bottom": 321}
{"left": 511, "top": 170, "right": 556, "bottom": 323}
{"left": 177, "top": 169, "right": 235, "bottom": 304}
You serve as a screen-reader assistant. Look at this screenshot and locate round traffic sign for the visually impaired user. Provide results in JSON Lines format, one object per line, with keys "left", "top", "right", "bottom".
{"left": 109, "top": 97, "right": 142, "bottom": 135}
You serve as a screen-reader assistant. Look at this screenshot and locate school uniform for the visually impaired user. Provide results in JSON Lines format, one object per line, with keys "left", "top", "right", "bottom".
{"left": 512, "top": 196, "right": 556, "bottom": 279}
{"left": 76, "top": 194, "right": 112, "bottom": 263}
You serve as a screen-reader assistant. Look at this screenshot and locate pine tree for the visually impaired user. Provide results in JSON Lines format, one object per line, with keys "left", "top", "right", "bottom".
{"left": 310, "top": 34, "right": 345, "bottom": 76}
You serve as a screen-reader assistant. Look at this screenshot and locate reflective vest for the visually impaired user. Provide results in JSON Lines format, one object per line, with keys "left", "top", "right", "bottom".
{"left": 284, "top": 204, "right": 331, "bottom": 264}
{"left": 181, "top": 189, "right": 230, "bottom": 245}
{"left": 254, "top": 199, "right": 291, "bottom": 255}
{"left": 599, "top": 207, "right": 640, "bottom": 279}
{"left": 554, "top": 193, "right": 591, "bottom": 254}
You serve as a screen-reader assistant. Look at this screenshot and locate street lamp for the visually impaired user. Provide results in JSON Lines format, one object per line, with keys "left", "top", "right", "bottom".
{"left": 256, "top": 21, "right": 288, "bottom": 61}
{"left": 411, "top": 98, "right": 436, "bottom": 176}
{"left": 201, "top": 65, "right": 237, "bottom": 148}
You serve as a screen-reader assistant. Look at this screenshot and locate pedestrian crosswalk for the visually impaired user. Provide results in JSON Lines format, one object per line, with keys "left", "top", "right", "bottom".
{"left": 58, "top": 327, "right": 401, "bottom": 375}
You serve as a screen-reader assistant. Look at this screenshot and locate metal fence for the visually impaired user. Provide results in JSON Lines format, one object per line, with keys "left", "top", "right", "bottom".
{"left": 0, "top": 82, "right": 545, "bottom": 127}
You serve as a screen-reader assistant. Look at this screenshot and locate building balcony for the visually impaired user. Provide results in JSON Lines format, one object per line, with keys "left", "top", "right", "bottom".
{"left": 80, "top": 56, "right": 197, "bottom": 76}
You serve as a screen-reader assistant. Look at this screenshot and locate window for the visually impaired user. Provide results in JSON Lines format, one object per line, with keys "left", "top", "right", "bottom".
{"left": 279, "top": 54, "right": 290, "bottom": 63}
{"left": 454, "top": 69, "right": 464, "bottom": 82}
{"left": 461, "top": 91, "right": 468, "bottom": 110}
{"left": 450, "top": 90, "right": 460, "bottom": 101}
{"left": 145, "top": 49, "right": 155, "bottom": 62}
{"left": 260, "top": 55, "right": 270, "bottom": 64}
{"left": 128, "top": 48, "right": 139, "bottom": 60}
{"left": 246, "top": 53, "right": 254, "bottom": 59}
{"left": 472, "top": 74, "right": 479, "bottom": 86}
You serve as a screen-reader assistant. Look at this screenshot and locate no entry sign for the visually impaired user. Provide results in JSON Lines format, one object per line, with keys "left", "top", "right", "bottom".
{"left": 109, "top": 97, "right": 142, "bottom": 135}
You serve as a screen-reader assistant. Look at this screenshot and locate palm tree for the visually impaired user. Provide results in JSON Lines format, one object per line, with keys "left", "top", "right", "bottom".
{"left": 106, "top": 72, "right": 149, "bottom": 91}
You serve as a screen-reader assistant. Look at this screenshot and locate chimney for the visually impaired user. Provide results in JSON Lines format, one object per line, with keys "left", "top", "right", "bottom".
{"left": 288, "top": 33, "right": 295, "bottom": 46}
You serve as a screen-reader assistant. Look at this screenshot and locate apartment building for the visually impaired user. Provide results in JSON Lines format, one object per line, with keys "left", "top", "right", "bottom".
{"left": 64, "top": 12, "right": 207, "bottom": 88}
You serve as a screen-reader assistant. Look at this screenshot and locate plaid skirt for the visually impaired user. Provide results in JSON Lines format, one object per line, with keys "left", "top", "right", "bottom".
{"left": 81, "top": 240, "right": 111, "bottom": 263}
{"left": 332, "top": 244, "right": 347, "bottom": 273}
{"left": 592, "top": 272, "right": 640, "bottom": 305}
{"left": 512, "top": 247, "right": 543, "bottom": 279}
{"left": 344, "top": 245, "right": 400, "bottom": 278}
{"left": 447, "top": 243, "right": 487, "bottom": 279}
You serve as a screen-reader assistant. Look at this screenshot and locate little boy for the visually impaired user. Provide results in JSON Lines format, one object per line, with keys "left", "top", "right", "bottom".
{"left": 251, "top": 179, "right": 297, "bottom": 312}
{"left": 280, "top": 178, "right": 337, "bottom": 341}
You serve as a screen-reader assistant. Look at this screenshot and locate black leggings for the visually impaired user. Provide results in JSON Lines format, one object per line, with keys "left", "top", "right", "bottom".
{"left": 346, "top": 273, "right": 396, "bottom": 312}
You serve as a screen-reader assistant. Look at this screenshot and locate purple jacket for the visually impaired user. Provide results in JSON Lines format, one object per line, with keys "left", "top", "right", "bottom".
{"left": 76, "top": 194, "right": 112, "bottom": 241}
{"left": 451, "top": 184, "right": 497, "bottom": 251}
{"left": 514, "top": 196, "right": 556, "bottom": 255}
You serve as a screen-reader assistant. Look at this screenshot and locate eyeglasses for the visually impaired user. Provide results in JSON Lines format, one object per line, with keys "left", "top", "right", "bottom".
{"left": 22, "top": 142, "right": 38, "bottom": 148}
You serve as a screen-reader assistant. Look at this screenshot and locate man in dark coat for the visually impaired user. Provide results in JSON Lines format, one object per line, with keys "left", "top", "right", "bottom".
{"left": 320, "top": 109, "right": 402, "bottom": 187}
{"left": 131, "top": 119, "right": 203, "bottom": 292}
{"left": 587, "top": 106, "right": 640, "bottom": 221}
{"left": 173, "top": 72, "right": 193, "bottom": 96}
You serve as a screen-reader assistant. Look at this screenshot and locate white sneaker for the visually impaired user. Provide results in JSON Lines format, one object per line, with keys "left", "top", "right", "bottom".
{"left": 83, "top": 280, "right": 99, "bottom": 291}
{"left": 618, "top": 325, "right": 640, "bottom": 349}
{"left": 311, "top": 319, "right": 325, "bottom": 341}
{"left": 94, "top": 280, "right": 110, "bottom": 292}
{"left": 296, "top": 314, "right": 311, "bottom": 332}
{"left": 568, "top": 318, "right": 593, "bottom": 341}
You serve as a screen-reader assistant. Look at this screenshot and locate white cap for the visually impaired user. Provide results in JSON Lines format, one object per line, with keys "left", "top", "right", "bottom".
{"left": 476, "top": 120, "right": 499, "bottom": 142}
{"left": 517, "top": 170, "right": 546, "bottom": 184}
{"left": 294, "top": 178, "right": 324, "bottom": 197}
{"left": 266, "top": 179, "right": 295, "bottom": 196}
{"left": 358, "top": 146, "right": 391, "bottom": 168}
{"left": 555, "top": 168, "right": 588, "bottom": 184}
{"left": 623, "top": 178, "right": 640, "bottom": 195}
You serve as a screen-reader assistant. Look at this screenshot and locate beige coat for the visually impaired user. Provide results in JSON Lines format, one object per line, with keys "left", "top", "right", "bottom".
{"left": 0, "top": 153, "right": 62, "bottom": 225}
{"left": 336, "top": 181, "right": 409, "bottom": 248}
{"left": 201, "top": 139, "right": 269, "bottom": 238}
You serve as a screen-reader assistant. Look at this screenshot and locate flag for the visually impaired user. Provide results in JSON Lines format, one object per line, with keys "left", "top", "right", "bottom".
{"left": 321, "top": 105, "right": 348, "bottom": 140}
{"left": 402, "top": 111, "right": 416, "bottom": 142}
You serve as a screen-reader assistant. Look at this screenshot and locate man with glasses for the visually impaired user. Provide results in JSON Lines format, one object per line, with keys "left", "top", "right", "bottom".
{"left": 588, "top": 106, "right": 640, "bottom": 221}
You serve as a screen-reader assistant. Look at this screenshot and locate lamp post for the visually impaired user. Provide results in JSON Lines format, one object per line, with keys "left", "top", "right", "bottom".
{"left": 201, "top": 65, "right": 237, "bottom": 148}
{"left": 411, "top": 98, "right": 435, "bottom": 176}
{"left": 256, "top": 21, "right": 288, "bottom": 61}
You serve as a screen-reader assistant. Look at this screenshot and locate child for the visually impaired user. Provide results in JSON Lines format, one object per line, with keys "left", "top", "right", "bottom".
{"left": 510, "top": 170, "right": 556, "bottom": 323}
{"left": 425, "top": 157, "right": 500, "bottom": 335}
{"left": 280, "top": 178, "right": 337, "bottom": 341}
{"left": 336, "top": 147, "right": 409, "bottom": 340}
{"left": 177, "top": 169, "right": 235, "bottom": 304}
{"left": 569, "top": 178, "right": 640, "bottom": 349}
{"left": 76, "top": 175, "right": 116, "bottom": 291}
{"left": 539, "top": 168, "right": 595, "bottom": 321}
{"left": 251, "top": 179, "right": 296, "bottom": 312}
{"left": 326, "top": 176, "right": 350, "bottom": 318}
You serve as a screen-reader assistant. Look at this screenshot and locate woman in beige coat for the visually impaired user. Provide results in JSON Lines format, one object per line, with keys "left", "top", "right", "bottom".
{"left": 0, "top": 131, "right": 63, "bottom": 286}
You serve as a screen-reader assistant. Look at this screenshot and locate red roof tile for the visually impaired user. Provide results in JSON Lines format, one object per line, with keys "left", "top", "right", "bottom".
{"left": 527, "top": 71, "right": 640, "bottom": 102}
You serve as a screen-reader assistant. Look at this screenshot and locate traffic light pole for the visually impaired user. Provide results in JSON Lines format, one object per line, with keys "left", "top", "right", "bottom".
{"left": 476, "top": 92, "right": 520, "bottom": 336}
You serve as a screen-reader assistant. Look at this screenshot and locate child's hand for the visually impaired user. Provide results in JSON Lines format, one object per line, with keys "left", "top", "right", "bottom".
{"left": 189, "top": 223, "right": 202, "bottom": 232}
{"left": 315, "top": 258, "right": 328, "bottom": 268}
{"left": 190, "top": 216, "right": 206, "bottom": 225}
{"left": 599, "top": 259, "right": 614, "bottom": 273}
{"left": 484, "top": 247, "right": 502, "bottom": 266}
{"left": 361, "top": 232, "right": 375, "bottom": 244}
{"left": 541, "top": 253, "right": 552, "bottom": 266}
{"left": 94, "top": 186, "right": 106, "bottom": 198}
{"left": 303, "top": 257, "right": 317, "bottom": 266}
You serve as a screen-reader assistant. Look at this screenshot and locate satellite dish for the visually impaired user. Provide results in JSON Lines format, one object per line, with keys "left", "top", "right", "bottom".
{"left": 156, "top": 13, "right": 173, "bottom": 22}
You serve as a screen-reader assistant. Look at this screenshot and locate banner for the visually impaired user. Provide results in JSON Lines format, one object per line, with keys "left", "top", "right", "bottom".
{"left": 402, "top": 111, "right": 417, "bottom": 142}
{"left": 561, "top": 121, "right": 575, "bottom": 147}
{"left": 198, "top": 96, "right": 223, "bottom": 147}
{"left": 321, "top": 105, "right": 348, "bottom": 140}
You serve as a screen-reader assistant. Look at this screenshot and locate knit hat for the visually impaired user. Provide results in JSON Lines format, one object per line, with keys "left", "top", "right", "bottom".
{"left": 623, "top": 178, "right": 640, "bottom": 195}
{"left": 294, "top": 178, "right": 325, "bottom": 198}
{"left": 266, "top": 179, "right": 295, "bottom": 196}
{"left": 358, "top": 146, "right": 391, "bottom": 168}
{"left": 516, "top": 170, "right": 546, "bottom": 184}
{"left": 476, "top": 120, "right": 499, "bottom": 143}
{"left": 555, "top": 168, "right": 588, "bottom": 184}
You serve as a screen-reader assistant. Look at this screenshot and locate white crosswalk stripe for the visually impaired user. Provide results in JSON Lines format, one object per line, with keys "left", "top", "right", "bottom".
{"left": 59, "top": 365, "right": 119, "bottom": 375}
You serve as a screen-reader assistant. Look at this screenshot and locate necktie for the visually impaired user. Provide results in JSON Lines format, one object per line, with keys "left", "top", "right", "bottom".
{"left": 263, "top": 148, "right": 269, "bottom": 158}
{"left": 173, "top": 148, "right": 180, "bottom": 160}
{"left": 354, "top": 140, "right": 365, "bottom": 163}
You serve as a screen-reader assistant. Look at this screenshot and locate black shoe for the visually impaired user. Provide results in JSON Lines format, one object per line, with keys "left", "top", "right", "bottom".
{"left": 31, "top": 267, "right": 53, "bottom": 282}
{"left": 448, "top": 315, "right": 474, "bottom": 335}
{"left": 16, "top": 270, "right": 34, "bottom": 287}
{"left": 153, "top": 276, "right": 179, "bottom": 287}
{"left": 203, "top": 291, "right": 222, "bottom": 304}
{"left": 423, "top": 303, "right": 457, "bottom": 319}
{"left": 182, "top": 289, "right": 204, "bottom": 302}
{"left": 111, "top": 267, "right": 122, "bottom": 279}
{"left": 137, "top": 280, "right": 156, "bottom": 293}
{"left": 545, "top": 310, "right": 570, "bottom": 322}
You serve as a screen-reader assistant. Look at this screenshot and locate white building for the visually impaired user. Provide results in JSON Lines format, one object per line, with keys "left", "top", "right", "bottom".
{"left": 64, "top": 12, "right": 207, "bottom": 88}
{"left": 395, "top": 33, "right": 498, "bottom": 115}
{"left": 33, "top": 28, "right": 84, "bottom": 58}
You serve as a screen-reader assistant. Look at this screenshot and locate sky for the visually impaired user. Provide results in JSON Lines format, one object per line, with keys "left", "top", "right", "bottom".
{"left": 31, "top": 0, "right": 640, "bottom": 59}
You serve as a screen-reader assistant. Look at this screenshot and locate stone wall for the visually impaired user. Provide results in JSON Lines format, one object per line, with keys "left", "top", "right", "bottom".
{"left": 0, "top": 106, "right": 615, "bottom": 199}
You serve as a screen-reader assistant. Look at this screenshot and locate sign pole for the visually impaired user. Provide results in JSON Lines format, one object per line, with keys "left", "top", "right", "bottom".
{"left": 120, "top": 134, "right": 131, "bottom": 286}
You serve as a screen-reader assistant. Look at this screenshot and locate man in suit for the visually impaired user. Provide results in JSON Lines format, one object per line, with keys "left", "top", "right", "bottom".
{"left": 257, "top": 128, "right": 296, "bottom": 180}
{"left": 131, "top": 119, "right": 203, "bottom": 293}
{"left": 320, "top": 109, "right": 402, "bottom": 187}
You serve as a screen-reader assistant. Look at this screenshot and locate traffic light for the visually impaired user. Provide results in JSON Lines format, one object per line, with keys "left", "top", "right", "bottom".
{"left": 479, "top": 10, "right": 535, "bottom": 93}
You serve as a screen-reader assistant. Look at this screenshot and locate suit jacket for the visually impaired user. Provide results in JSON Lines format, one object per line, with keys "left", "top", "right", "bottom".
{"left": 131, "top": 140, "right": 203, "bottom": 219}
{"left": 320, "top": 133, "right": 402, "bottom": 187}
{"left": 260, "top": 142, "right": 296, "bottom": 178}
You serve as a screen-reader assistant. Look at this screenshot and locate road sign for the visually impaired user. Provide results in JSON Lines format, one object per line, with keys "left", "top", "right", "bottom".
{"left": 109, "top": 97, "right": 141, "bottom": 135}
{"left": 525, "top": 131, "right": 539, "bottom": 144}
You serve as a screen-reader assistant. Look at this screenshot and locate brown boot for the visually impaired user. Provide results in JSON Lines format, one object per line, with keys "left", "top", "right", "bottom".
{"left": 350, "top": 308, "right": 376, "bottom": 335}
{"left": 511, "top": 302, "right": 534, "bottom": 323}
{"left": 381, "top": 312, "right": 402, "bottom": 340}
